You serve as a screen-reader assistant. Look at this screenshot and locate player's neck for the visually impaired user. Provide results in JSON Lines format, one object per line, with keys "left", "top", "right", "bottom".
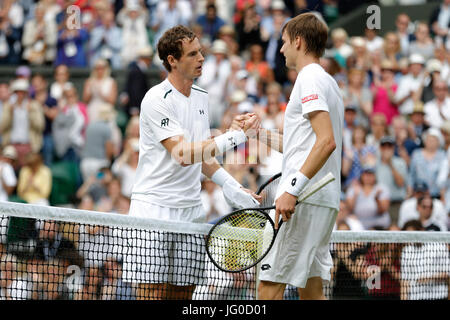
{"left": 295, "top": 55, "right": 320, "bottom": 73}
{"left": 167, "top": 72, "right": 194, "bottom": 97}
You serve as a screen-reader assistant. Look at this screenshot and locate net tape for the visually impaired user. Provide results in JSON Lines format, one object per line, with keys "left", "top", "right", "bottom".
{"left": 0, "top": 201, "right": 449, "bottom": 300}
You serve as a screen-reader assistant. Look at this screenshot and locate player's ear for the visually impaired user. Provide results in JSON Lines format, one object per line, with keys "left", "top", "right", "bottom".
{"left": 295, "top": 36, "right": 302, "bottom": 51}
{"left": 167, "top": 55, "right": 177, "bottom": 69}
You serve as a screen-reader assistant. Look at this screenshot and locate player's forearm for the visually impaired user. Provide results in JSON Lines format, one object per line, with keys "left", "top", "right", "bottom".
{"left": 257, "top": 128, "right": 283, "bottom": 153}
{"left": 201, "top": 158, "right": 222, "bottom": 178}
{"left": 300, "top": 136, "right": 336, "bottom": 179}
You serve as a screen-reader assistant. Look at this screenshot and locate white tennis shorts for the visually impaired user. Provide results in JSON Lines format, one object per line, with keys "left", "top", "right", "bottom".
{"left": 122, "top": 199, "right": 207, "bottom": 286}
{"left": 259, "top": 202, "right": 338, "bottom": 288}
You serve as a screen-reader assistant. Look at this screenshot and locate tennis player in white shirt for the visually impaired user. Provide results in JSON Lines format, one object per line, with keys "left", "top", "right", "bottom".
{"left": 236, "top": 13, "right": 344, "bottom": 300}
{"left": 123, "top": 25, "right": 261, "bottom": 300}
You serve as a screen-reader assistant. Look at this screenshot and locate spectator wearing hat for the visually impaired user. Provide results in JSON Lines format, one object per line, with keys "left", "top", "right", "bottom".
{"left": 395, "top": 53, "right": 426, "bottom": 115}
{"left": 0, "top": 79, "right": 45, "bottom": 170}
{"left": 407, "top": 101, "right": 429, "bottom": 148}
{"left": 117, "top": 0, "right": 150, "bottom": 68}
{"left": 345, "top": 164, "right": 391, "bottom": 230}
{"left": 408, "top": 128, "right": 447, "bottom": 199}
{"left": 122, "top": 46, "right": 156, "bottom": 118}
{"left": 419, "top": 58, "right": 444, "bottom": 103}
{"left": 375, "top": 136, "right": 408, "bottom": 224}
{"left": 424, "top": 79, "right": 450, "bottom": 130}
{"left": 408, "top": 22, "right": 435, "bottom": 61}
{"left": 196, "top": 3, "right": 226, "bottom": 42}
{"left": 89, "top": 9, "right": 122, "bottom": 69}
{"left": 197, "top": 39, "right": 231, "bottom": 128}
{"left": 371, "top": 59, "right": 399, "bottom": 125}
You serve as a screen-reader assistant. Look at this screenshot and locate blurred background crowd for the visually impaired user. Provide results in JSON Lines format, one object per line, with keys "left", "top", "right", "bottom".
{"left": 0, "top": 0, "right": 449, "bottom": 300}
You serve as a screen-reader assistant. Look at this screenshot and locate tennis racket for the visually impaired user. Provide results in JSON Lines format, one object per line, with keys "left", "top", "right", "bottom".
{"left": 205, "top": 172, "right": 335, "bottom": 273}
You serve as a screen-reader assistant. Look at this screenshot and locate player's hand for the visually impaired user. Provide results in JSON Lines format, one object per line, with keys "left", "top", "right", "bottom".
{"left": 274, "top": 192, "right": 297, "bottom": 229}
{"left": 240, "top": 187, "right": 262, "bottom": 204}
{"left": 230, "top": 113, "right": 254, "bottom": 131}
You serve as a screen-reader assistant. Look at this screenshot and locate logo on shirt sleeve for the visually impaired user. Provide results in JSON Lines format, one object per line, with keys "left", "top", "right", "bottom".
{"left": 301, "top": 94, "right": 319, "bottom": 104}
{"left": 161, "top": 118, "right": 169, "bottom": 127}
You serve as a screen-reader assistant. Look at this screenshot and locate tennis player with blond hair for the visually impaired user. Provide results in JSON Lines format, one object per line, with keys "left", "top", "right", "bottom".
{"left": 123, "top": 25, "right": 261, "bottom": 300}
{"left": 237, "top": 13, "right": 344, "bottom": 300}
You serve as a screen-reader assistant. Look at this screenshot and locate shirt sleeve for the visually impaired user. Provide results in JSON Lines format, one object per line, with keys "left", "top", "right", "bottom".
{"left": 141, "top": 97, "right": 184, "bottom": 142}
{"left": 299, "top": 72, "right": 330, "bottom": 117}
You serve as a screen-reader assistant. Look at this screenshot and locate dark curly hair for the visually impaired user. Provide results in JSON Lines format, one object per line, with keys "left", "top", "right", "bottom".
{"left": 157, "top": 25, "right": 197, "bottom": 72}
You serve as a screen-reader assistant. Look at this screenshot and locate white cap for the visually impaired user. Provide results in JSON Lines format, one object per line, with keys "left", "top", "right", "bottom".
{"left": 271, "top": 0, "right": 286, "bottom": 11}
{"left": 138, "top": 46, "right": 153, "bottom": 58}
{"left": 351, "top": 36, "right": 366, "bottom": 48}
{"left": 2, "top": 145, "right": 17, "bottom": 160}
{"left": 409, "top": 53, "right": 425, "bottom": 65}
{"left": 126, "top": 0, "right": 140, "bottom": 10}
{"left": 211, "top": 39, "right": 228, "bottom": 55}
{"left": 423, "top": 127, "right": 444, "bottom": 147}
{"left": 230, "top": 90, "right": 247, "bottom": 104}
{"left": 236, "top": 70, "right": 249, "bottom": 80}
{"left": 10, "top": 79, "right": 29, "bottom": 92}
{"left": 426, "top": 59, "right": 442, "bottom": 73}
{"left": 237, "top": 101, "right": 254, "bottom": 114}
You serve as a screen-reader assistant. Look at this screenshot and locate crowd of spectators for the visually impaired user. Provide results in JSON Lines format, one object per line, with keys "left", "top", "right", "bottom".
{"left": 0, "top": 0, "right": 449, "bottom": 300}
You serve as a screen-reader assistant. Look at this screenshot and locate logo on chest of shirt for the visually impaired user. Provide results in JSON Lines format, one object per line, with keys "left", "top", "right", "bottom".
{"left": 161, "top": 118, "right": 169, "bottom": 127}
{"left": 301, "top": 94, "right": 318, "bottom": 104}
{"left": 199, "top": 109, "right": 205, "bottom": 115}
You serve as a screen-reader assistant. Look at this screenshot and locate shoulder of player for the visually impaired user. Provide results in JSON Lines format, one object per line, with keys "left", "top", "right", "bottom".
{"left": 141, "top": 82, "right": 172, "bottom": 106}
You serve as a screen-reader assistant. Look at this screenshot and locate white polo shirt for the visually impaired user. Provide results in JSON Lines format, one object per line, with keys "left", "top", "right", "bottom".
{"left": 131, "top": 79, "right": 211, "bottom": 208}
{"left": 424, "top": 97, "right": 450, "bottom": 129}
{"left": 276, "top": 63, "right": 344, "bottom": 210}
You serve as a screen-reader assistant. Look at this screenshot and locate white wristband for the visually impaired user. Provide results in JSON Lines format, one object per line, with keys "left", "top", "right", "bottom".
{"left": 284, "top": 171, "right": 310, "bottom": 197}
{"left": 214, "top": 130, "right": 247, "bottom": 155}
{"left": 211, "top": 167, "right": 241, "bottom": 188}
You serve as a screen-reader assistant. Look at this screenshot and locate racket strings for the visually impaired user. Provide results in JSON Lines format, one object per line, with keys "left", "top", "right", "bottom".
{"left": 207, "top": 210, "right": 274, "bottom": 272}
{"left": 258, "top": 175, "right": 281, "bottom": 208}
